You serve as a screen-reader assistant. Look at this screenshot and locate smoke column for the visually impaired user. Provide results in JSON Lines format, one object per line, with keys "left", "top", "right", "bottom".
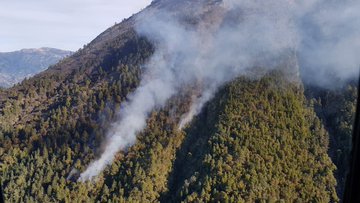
{"left": 79, "top": 0, "right": 360, "bottom": 181}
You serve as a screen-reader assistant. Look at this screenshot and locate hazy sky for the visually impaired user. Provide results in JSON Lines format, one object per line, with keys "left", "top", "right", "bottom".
{"left": 0, "top": 0, "right": 152, "bottom": 52}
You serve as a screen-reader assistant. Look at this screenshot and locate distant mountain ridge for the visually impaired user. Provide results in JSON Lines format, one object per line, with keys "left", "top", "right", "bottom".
{"left": 0, "top": 47, "right": 72, "bottom": 87}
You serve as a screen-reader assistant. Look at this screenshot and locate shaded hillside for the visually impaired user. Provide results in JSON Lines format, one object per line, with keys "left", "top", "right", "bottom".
{"left": 305, "top": 82, "right": 358, "bottom": 198}
{"left": 0, "top": 48, "right": 72, "bottom": 87}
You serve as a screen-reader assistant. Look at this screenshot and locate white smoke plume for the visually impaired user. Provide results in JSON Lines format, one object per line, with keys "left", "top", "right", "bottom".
{"left": 178, "top": 88, "right": 215, "bottom": 129}
{"left": 296, "top": 0, "right": 360, "bottom": 86}
{"left": 79, "top": 0, "right": 360, "bottom": 181}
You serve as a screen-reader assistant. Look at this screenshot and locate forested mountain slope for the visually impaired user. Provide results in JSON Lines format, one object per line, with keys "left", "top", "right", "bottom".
{"left": 0, "top": 69, "right": 340, "bottom": 202}
{"left": 163, "top": 73, "right": 338, "bottom": 202}
{"left": 0, "top": 0, "right": 357, "bottom": 202}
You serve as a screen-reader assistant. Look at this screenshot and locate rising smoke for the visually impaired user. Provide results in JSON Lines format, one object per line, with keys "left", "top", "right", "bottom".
{"left": 79, "top": 0, "right": 360, "bottom": 181}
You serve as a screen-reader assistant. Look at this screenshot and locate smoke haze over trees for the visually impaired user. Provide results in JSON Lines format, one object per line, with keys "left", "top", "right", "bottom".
{"left": 80, "top": 0, "right": 360, "bottom": 180}
{"left": 0, "top": 0, "right": 358, "bottom": 202}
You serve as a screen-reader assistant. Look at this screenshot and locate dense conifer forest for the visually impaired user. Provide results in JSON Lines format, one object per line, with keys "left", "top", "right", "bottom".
{"left": 0, "top": 0, "right": 358, "bottom": 202}
{"left": 0, "top": 38, "right": 356, "bottom": 201}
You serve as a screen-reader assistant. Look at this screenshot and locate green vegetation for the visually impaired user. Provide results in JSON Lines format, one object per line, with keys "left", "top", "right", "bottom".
{"left": 0, "top": 22, "right": 355, "bottom": 203}
{"left": 0, "top": 59, "right": 343, "bottom": 202}
{"left": 164, "top": 73, "right": 338, "bottom": 202}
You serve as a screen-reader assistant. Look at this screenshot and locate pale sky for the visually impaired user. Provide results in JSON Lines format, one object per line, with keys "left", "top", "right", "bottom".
{"left": 0, "top": 0, "right": 152, "bottom": 52}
